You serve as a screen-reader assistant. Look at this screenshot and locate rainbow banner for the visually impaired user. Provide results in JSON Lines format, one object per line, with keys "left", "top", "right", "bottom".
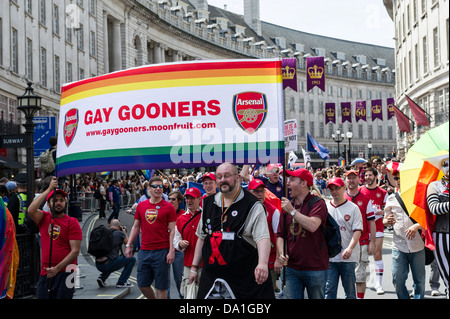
{"left": 56, "top": 59, "right": 285, "bottom": 176}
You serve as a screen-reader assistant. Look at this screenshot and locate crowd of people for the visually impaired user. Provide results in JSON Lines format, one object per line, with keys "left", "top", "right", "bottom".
{"left": 0, "top": 153, "right": 448, "bottom": 300}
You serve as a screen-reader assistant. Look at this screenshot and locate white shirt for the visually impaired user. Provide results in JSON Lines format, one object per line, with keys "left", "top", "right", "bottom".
{"left": 327, "top": 200, "right": 363, "bottom": 263}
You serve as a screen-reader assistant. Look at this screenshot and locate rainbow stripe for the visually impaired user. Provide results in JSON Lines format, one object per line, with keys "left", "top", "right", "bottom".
{"left": 61, "top": 60, "right": 283, "bottom": 106}
{"left": 56, "top": 141, "right": 285, "bottom": 177}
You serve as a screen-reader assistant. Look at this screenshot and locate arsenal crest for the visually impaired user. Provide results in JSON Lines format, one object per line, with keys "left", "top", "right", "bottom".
{"left": 145, "top": 209, "right": 158, "bottom": 224}
{"left": 232, "top": 92, "right": 268, "bottom": 134}
{"left": 64, "top": 108, "right": 79, "bottom": 147}
{"left": 48, "top": 224, "right": 60, "bottom": 240}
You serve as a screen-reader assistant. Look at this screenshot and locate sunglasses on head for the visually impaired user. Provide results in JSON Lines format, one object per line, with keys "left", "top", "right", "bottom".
{"left": 150, "top": 184, "right": 164, "bottom": 189}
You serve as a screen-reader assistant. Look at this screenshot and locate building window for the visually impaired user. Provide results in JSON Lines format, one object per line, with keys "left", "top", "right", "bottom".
{"left": 300, "top": 121, "right": 305, "bottom": 137}
{"left": 415, "top": 43, "right": 419, "bottom": 79}
{"left": 358, "top": 125, "right": 363, "bottom": 139}
{"left": 66, "top": 16, "right": 72, "bottom": 43}
{"left": 347, "top": 88, "right": 352, "bottom": 98}
{"left": 299, "top": 98, "right": 304, "bottom": 112}
{"left": 378, "top": 126, "right": 383, "bottom": 139}
{"left": 89, "top": 0, "right": 96, "bottom": 15}
{"left": 319, "top": 123, "right": 324, "bottom": 138}
{"left": 78, "top": 24, "right": 84, "bottom": 50}
{"left": 26, "top": 0, "right": 32, "bottom": 15}
{"left": 433, "top": 27, "right": 439, "bottom": 68}
{"left": 423, "top": 36, "right": 428, "bottom": 73}
{"left": 0, "top": 18, "right": 3, "bottom": 66}
{"left": 40, "top": 47, "right": 47, "bottom": 87}
{"left": 310, "top": 121, "right": 315, "bottom": 136}
{"left": 40, "top": 0, "right": 46, "bottom": 25}
{"left": 388, "top": 126, "right": 393, "bottom": 140}
{"left": 53, "top": 4, "right": 59, "bottom": 35}
{"left": 309, "top": 100, "right": 314, "bottom": 113}
{"left": 90, "top": 31, "right": 96, "bottom": 56}
{"left": 368, "top": 125, "right": 373, "bottom": 140}
{"left": 11, "top": 28, "right": 18, "bottom": 73}
{"left": 67, "top": 62, "right": 73, "bottom": 83}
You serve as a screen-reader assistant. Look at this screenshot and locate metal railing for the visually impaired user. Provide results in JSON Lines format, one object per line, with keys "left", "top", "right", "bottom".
{"left": 76, "top": 193, "right": 136, "bottom": 213}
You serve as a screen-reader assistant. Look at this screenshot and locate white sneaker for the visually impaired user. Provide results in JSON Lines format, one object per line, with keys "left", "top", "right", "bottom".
{"left": 431, "top": 289, "right": 440, "bottom": 296}
{"left": 376, "top": 286, "right": 385, "bottom": 295}
{"left": 116, "top": 282, "right": 134, "bottom": 288}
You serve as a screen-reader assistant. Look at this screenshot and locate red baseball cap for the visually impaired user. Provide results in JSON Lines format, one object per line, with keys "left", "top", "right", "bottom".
{"left": 285, "top": 168, "right": 313, "bottom": 187}
{"left": 327, "top": 177, "right": 345, "bottom": 188}
{"left": 47, "top": 189, "right": 67, "bottom": 202}
{"left": 248, "top": 179, "right": 267, "bottom": 190}
{"left": 184, "top": 187, "right": 202, "bottom": 198}
{"left": 202, "top": 172, "right": 216, "bottom": 181}
{"left": 267, "top": 164, "right": 280, "bottom": 173}
{"left": 345, "top": 170, "right": 359, "bottom": 177}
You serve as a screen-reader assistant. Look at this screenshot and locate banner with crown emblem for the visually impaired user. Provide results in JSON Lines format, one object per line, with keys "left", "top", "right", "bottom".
{"left": 325, "top": 103, "right": 336, "bottom": 124}
{"left": 306, "top": 57, "right": 325, "bottom": 92}
{"left": 282, "top": 58, "right": 297, "bottom": 91}
{"left": 355, "top": 101, "right": 366, "bottom": 122}
{"left": 341, "top": 102, "right": 352, "bottom": 123}
{"left": 387, "top": 97, "right": 395, "bottom": 120}
{"left": 371, "top": 99, "right": 383, "bottom": 121}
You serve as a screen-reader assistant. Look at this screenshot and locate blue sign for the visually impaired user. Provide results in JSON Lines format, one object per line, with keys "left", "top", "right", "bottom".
{"left": 33, "top": 116, "right": 56, "bottom": 157}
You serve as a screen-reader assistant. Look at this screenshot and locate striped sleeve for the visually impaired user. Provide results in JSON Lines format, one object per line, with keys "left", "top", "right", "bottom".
{"left": 427, "top": 193, "right": 449, "bottom": 216}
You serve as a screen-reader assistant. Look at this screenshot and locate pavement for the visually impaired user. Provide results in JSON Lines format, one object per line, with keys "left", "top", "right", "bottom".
{"left": 73, "top": 211, "right": 130, "bottom": 299}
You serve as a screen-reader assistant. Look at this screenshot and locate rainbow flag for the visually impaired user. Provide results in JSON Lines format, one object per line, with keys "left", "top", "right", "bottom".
{"left": 338, "top": 158, "right": 345, "bottom": 167}
{"left": 56, "top": 60, "right": 285, "bottom": 176}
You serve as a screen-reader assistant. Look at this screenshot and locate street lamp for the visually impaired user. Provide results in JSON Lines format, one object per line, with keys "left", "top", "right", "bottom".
{"left": 346, "top": 131, "right": 353, "bottom": 165}
{"left": 17, "top": 82, "right": 42, "bottom": 207}
{"left": 367, "top": 142, "right": 373, "bottom": 159}
{"left": 331, "top": 130, "right": 345, "bottom": 160}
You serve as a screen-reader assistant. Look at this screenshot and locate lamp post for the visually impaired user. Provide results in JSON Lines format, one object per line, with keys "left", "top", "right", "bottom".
{"left": 346, "top": 131, "right": 353, "bottom": 165}
{"left": 368, "top": 142, "right": 373, "bottom": 160}
{"left": 17, "top": 82, "right": 42, "bottom": 207}
{"left": 331, "top": 130, "right": 344, "bottom": 161}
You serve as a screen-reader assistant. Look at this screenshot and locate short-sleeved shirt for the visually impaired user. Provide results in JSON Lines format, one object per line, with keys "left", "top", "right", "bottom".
{"left": 39, "top": 211, "right": 82, "bottom": 275}
{"left": 344, "top": 191, "right": 375, "bottom": 245}
{"left": 327, "top": 200, "right": 363, "bottom": 263}
{"left": 277, "top": 193, "right": 329, "bottom": 271}
{"left": 135, "top": 199, "right": 177, "bottom": 250}
{"left": 360, "top": 185, "right": 388, "bottom": 232}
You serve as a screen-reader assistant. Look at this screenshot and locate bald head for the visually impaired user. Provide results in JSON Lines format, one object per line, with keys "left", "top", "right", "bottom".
{"left": 110, "top": 219, "right": 121, "bottom": 229}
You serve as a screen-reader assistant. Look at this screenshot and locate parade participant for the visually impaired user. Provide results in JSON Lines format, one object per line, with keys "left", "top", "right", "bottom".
{"left": 383, "top": 173, "right": 425, "bottom": 299}
{"left": 168, "top": 190, "right": 185, "bottom": 298}
{"left": 189, "top": 162, "right": 274, "bottom": 299}
{"left": 325, "top": 177, "right": 362, "bottom": 299}
{"left": 125, "top": 176, "right": 177, "bottom": 299}
{"left": 108, "top": 180, "right": 121, "bottom": 224}
{"left": 95, "top": 219, "right": 136, "bottom": 288}
{"left": 426, "top": 155, "right": 449, "bottom": 297}
{"left": 28, "top": 177, "right": 82, "bottom": 299}
{"left": 241, "top": 164, "right": 284, "bottom": 199}
{"left": 360, "top": 167, "right": 388, "bottom": 294}
{"left": 278, "top": 168, "right": 329, "bottom": 299}
{"left": 7, "top": 173, "right": 31, "bottom": 234}
{"left": 201, "top": 172, "right": 217, "bottom": 206}
{"left": 174, "top": 187, "right": 203, "bottom": 298}
{"left": 248, "top": 179, "right": 282, "bottom": 293}
{"left": 344, "top": 170, "right": 376, "bottom": 299}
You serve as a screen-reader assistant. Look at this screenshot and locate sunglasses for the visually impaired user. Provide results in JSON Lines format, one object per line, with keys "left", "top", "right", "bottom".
{"left": 150, "top": 184, "right": 164, "bottom": 189}
{"left": 393, "top": 177, "right": 400, "bottom": 181}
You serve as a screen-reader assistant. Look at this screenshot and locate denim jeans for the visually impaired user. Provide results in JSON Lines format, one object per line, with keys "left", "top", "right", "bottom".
{"left": 283, "top": 267, "right": 327, "bottom": 299}
{"left": 325, "top": 262, "right": 357, "bottom": 299}
{"left": 391, "top": 248, "right": 425, "bottom": 299}
{"left": 96, "top": 256, "right": 136, "bottom": 285}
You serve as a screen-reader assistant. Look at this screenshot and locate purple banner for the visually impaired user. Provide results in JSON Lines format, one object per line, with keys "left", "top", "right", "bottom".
{"left": 325, "top": 103, "right": 336, "bottom": 124}
{"left": 282, "top": 58, "right": 297, "bottom": 91}
{"left": 306, "top": 56, "right": 325, "bottom": 92}
{"left": 371, "top": 99, "right": 383, "bottom": 121}
{"left": 355, "top": 101, "right": 366, "bottom": 122}
{"left": 387, "top": 97, "right": 395, "bottom": 120}
{"left": 341, "top": 102, "right": 352, "bottom": 123}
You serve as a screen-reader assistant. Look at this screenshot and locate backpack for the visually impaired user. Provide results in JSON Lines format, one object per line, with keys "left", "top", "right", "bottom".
{"left": 39, "top": 148, "right": 56, "bottom": 173}
{"left": 93, "top": 188, "right": 101, "bottom": 200}
{"left": 307, "top": 196, "right": 342, "bottom": 258}
{"left": 88, "top": 225, "right": 113, "bottom": 258}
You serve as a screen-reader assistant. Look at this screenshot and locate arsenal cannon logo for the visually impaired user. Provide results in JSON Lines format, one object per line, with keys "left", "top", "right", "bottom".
{"left": 232, "top": 92, "right": 268, "bottom": 134}
{"left": 64, "top": 108, "right": 79, "bottom": 147}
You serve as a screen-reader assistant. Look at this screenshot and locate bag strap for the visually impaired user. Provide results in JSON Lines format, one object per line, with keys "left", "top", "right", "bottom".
{"left": 181, "top": 210, "right": 202, "bottom": 237}
{"left": 394, "top": 192, "right": 422, "bottom": 236}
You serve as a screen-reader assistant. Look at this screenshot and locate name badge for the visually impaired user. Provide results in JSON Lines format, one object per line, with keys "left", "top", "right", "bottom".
{"left": 222, "top": 232, "right": 235, "bottom": 241}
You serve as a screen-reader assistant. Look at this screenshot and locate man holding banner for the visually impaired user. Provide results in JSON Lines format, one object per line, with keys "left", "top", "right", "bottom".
{"left": 189, "top": 163, "right": 274, "bottom": 299}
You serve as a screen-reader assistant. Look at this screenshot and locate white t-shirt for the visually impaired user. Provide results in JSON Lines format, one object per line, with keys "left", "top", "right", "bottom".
{"left": 327, "top": 200, "right": 363, "bottom": 263}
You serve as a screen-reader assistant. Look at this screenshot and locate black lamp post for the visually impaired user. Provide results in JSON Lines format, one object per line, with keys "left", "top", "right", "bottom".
{"left": 17, "top": 82, "right": 42, "bottom": 207}
{"left": 346, "top": 131, "right": 353, "bottom": 165}
{"left": 331, "top": 130, "right": 344, "bottom": 161}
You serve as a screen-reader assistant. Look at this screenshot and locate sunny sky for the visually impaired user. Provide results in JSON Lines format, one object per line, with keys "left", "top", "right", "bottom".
{"left": 206, "top": 0, "right": 395, "bottom": 48}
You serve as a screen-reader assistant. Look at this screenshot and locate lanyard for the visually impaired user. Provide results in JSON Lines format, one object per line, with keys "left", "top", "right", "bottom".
{"left": 220, "top": 187, "right": 240, "bottom": 232}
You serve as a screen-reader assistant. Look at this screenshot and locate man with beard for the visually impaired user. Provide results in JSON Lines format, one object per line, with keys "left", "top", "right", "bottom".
{"left": 360, "top": 167, "right": 388, "bottom": 294}
{"left": 344, "top": 170, "right": 376, "bottom": 299}
{"left": 189, "top": 162, "right": 274, "bottom": 299}
{"left": 28, "top": 177, "right": 82, "bottom": 299}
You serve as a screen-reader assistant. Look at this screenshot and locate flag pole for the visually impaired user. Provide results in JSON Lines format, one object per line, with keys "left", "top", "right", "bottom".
{"left": 282, "top": 152, "right": 288, "bottom": 291}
